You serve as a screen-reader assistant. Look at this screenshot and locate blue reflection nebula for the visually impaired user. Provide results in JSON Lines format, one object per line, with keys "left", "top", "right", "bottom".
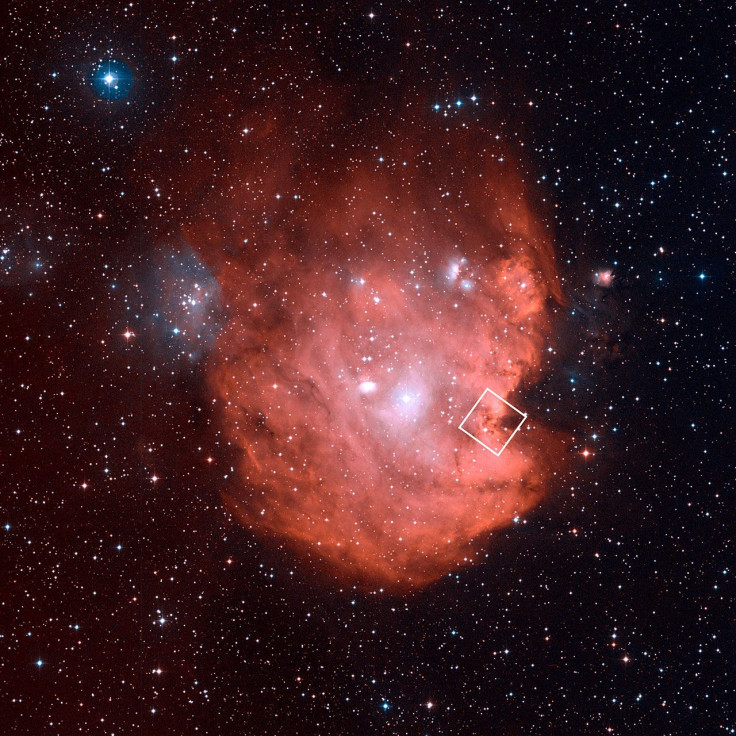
{"left": 90, "top": 59, "right": 133, "bottom": 100}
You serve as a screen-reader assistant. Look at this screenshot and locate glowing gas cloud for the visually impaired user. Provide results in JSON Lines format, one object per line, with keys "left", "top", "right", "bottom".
{"left": 184, "top": 89, "right": 565, "bottom": 591}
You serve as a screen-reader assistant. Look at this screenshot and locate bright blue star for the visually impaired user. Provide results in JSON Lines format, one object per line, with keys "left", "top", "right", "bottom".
{"left": 90, "top": 59, "right": 133, "bottom": 100}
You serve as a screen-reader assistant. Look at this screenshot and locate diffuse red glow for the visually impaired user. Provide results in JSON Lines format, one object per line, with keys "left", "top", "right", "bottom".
{"left": 185, "top": 91, "right": 564, "bottom": 591}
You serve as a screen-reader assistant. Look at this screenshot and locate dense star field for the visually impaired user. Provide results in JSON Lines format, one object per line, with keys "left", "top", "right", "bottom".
{"left": 1, "top": 1, "right": 733, "bottom": 734}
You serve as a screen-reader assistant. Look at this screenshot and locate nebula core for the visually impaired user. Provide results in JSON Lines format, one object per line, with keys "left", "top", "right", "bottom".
{"left": 184, "top": 92, "right": 564, "bottom": 591}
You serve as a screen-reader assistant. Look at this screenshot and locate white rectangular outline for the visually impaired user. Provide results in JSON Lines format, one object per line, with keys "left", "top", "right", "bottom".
{"left": 458, "top": 388, "right": 527, "bottom": 456}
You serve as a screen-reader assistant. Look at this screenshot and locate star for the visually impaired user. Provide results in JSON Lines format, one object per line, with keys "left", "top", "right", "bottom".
{"left": 91, "top": 59, "right": 133, "bottom": 100}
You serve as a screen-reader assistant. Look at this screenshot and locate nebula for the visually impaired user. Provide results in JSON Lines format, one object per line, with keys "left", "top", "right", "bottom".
{"left": 181, "top": 88, "right": 565, "bottom": 591}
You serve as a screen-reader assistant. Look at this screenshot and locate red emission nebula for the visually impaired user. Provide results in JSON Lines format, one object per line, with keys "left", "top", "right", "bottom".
{"left": 182, "top": 90, "right": 566, "bottom": 591}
